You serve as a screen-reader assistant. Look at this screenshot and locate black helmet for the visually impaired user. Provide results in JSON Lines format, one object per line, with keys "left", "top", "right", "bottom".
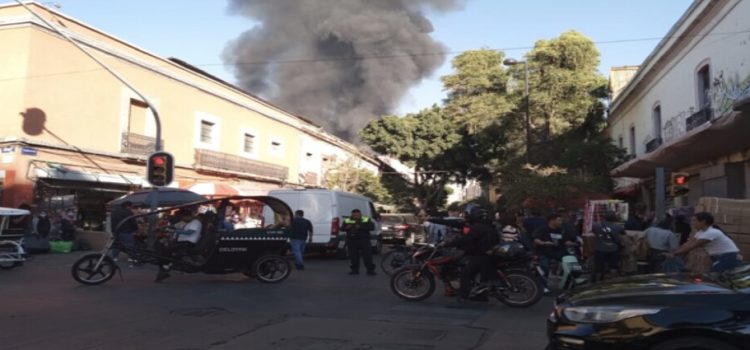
{"left": 467, "top": 206, "right": 489, "bottom": 223}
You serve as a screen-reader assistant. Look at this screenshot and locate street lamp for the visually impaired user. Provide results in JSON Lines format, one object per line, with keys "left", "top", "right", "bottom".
{"left": 503, "top": 58, "right": 531, "bottom": 162}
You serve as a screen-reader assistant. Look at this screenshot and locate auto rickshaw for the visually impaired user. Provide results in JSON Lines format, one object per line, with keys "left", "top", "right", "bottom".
{"left": 71, "top": 195, "right": 293, "bottom": 285}
{"left": 0, "top": 207, "right": 31, "bottom": 270}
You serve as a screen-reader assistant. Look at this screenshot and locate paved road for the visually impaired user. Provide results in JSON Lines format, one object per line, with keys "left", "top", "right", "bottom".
{"left": 0, "top": 251, "right": 551, "bottom": 350}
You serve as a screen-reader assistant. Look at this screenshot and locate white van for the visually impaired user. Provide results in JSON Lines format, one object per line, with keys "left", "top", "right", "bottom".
{"left": 267, "top": 189, "right": 382, "bottom": 256}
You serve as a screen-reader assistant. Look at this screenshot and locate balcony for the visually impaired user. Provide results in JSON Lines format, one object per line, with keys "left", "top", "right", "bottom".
{"left": 194, "top": 149, "right": 288, "bottom": 180}
{"left": 121, "top": 132, "right": 162, "bottom": 157}
{"left": 645, "top": 137, "right": 663, "bottom": 153}
{"left": 685, "top": 107, "right": 713, "bottom": 132}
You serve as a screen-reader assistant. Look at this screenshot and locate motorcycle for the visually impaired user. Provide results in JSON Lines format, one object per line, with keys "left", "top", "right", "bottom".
{"left": 390, "top": 243, "right": 544, "bottom": 308}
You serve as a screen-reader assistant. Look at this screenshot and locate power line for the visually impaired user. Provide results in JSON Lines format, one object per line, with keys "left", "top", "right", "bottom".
{"left": 204, "top": 29, "right": 750, "bottom": 66}
{"left": 1, "top": 28, "right": 749, "bottom": 82}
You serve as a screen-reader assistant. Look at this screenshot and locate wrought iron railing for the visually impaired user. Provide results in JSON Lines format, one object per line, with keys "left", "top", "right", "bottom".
{"left": 121, "top": 132, "right": 162, "bottom": 156}
{"left": 685, "top": 107, "right": 713, "bottom": 132}
{"left": 645, "top": 137, "right": 663, "bottom": 153}
{"left": 194, "top": 149, "right": 288, "bottom": 180}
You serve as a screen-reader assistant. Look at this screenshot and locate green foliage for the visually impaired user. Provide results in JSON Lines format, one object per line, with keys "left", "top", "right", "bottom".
{"left": 526, "top": 30, "right": 608, "bottom": 140}
{"left": 324, "top": 160, "right": 391, "bottom": 204}
{"left": 361, "top": 31, "right": 628, "bottom": 212}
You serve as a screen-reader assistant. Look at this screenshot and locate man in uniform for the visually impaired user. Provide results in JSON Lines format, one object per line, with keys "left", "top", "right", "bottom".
{"left": 341, "top": 209, "right": 376, "bottom": 276}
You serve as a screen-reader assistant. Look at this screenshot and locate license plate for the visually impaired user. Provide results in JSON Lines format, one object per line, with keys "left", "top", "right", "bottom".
{"left": 550, "top": 234, "right": 562, "bottom": 240}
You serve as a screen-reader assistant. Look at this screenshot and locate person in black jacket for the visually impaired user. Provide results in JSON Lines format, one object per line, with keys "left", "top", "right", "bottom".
{"left": 444, "top": 206, "right": 500, "bottom": 308}
{"left": 110, "top": 201, "right": 138, "bottom": 261}
{"left": 341, "top": 209, "right": 376, "bottom": 275}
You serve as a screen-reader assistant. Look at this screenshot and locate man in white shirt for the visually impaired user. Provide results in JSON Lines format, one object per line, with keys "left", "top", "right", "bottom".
{"left": 156, "top": 209, "right": 203, "bottom": 282}
{"left": 667, "top": 212, "right": 741, "bottom": 272}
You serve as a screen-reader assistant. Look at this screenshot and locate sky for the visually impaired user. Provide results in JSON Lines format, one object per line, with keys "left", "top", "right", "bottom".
{"left": 24, "top": 0, "right": 693, "bottom": 115}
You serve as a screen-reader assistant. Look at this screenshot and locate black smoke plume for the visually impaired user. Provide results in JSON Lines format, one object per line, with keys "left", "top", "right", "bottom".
{"left": 223, "top": 0, "right": 465, "bottom": 140}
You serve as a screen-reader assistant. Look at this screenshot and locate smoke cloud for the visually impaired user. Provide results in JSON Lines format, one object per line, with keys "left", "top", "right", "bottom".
{"left": 223, "top": 0, "right": 465, "bottom": 140}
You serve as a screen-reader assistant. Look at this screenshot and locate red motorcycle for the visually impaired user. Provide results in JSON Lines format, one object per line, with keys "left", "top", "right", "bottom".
{"left": 390, "top": 243, "right": 544, "bottom": 308}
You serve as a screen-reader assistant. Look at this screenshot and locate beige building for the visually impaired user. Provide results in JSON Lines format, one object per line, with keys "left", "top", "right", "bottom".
{"left": 607, "top": 0, "right": 750, "bottom": 210}
{"left": 0, "top": 2, "right": 379, "bottom": 229}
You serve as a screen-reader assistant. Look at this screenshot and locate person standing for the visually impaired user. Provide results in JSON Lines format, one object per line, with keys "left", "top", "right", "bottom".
{"left": 523, "top": 209, "right": 546, "bottom": 237}
{"left": 290, "top": 210, "right": 313, "bottom": 270}
{"left": 674, "top": 215, "right": 692, "bottom": 245}
{"left": 642, "top": 216, "right": 680, "bottom": 273}
{"left": 667, "top": 212, "right": 741, "bottom": 273}
{"left": 341, "top": 209, "right": 376, "bottom": 276}
{"left": 533, "top": 214, "right": 566, "bottom": 279}
{"left": 110, "top": 201, "right": 138, "bottom": 261}
{"left": 591, "top": 211, "right": 624, "bottom": 282}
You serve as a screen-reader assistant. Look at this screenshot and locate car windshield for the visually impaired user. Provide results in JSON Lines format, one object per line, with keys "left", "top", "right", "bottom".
{"left": 381, "top": 216, "right": 405, "bottom": 225}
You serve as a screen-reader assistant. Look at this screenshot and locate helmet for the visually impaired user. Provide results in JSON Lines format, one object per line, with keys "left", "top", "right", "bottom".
{"left": 493, "top": 242, "right": 526, "bottom": 258}
{"left": 467, "top": 206, "right": 489, "bottom": 224}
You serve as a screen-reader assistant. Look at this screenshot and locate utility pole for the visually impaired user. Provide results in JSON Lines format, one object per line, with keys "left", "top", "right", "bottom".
{"left": 18, "top": 1, "right": 164, "bottom": 248}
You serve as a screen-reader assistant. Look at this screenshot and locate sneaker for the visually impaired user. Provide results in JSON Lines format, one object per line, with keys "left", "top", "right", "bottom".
{"left": 367, "top": 271, "right": 377, "bottom": 276}
{"left": 295, "top": 264, "right": 305, "bottom": 270}
{"left": 155, "top": 269, "right": 171, "bottom": 282}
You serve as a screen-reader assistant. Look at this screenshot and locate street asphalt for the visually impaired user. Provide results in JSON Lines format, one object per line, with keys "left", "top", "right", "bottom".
{"left": 0, "top": 250, "right": 551, "bottom": 350}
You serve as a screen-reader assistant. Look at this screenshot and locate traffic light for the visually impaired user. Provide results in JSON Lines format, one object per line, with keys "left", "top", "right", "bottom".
{"left": 147, "top": 151, "right": 174, "bottom": 187}
{"left": 670, "top": 172, "right": 690, "bottom": 196}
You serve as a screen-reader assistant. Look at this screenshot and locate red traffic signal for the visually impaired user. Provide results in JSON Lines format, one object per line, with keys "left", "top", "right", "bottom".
{"left": 147, "top": 152, "right": 174, "bottom": 187}
{"left": 674, "top": 175, "right": 687, "bottom": 186}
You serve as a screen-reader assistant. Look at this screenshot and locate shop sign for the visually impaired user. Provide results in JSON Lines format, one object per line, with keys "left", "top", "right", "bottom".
{"left": 21, "top": 147, "right": 38, "bottom": 156}
{"left": 1, "top": 146, "right": 14, "bottom": 153}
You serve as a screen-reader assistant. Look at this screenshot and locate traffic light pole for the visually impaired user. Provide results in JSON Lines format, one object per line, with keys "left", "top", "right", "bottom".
{"left": 655, "top": 167, "right": 666, "bottom": 222}
{"left": 17, "top": 1, "right": 164, "bottom": 249}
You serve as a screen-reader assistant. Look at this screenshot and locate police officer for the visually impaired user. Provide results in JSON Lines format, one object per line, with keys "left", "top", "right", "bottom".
{"left": 443, "top": 205, "right": 499, "bottom": 308}
{"left": 341, "top": 209, "right": 376, "bottom": 275}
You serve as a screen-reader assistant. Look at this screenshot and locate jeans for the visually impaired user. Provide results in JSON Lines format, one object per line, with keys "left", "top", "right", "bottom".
{"left": 290, "top": 239, "right": 306, "bottom": 267}
{"left": 111, "top": 232, "right": 135, "bottom": 259}
{"left": 711, "top": 252, "right": 740, "bottom": 272}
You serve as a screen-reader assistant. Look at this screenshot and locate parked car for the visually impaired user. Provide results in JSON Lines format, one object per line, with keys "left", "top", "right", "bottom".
{"left": 547, "top": 266, "right": 750, "bottom": 350}
{"left": 380, "top": 214, "right": 422, "bottom": 245}
{"left": 266, "top": 189, "right": 382, "bottom": 256}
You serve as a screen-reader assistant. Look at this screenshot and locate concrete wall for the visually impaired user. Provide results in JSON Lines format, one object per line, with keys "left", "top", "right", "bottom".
{"left": 0, "top": 4, "right": 378, "bottom": 187}
{"left": 608, "top": 0, "right": 750, "bottom": 157}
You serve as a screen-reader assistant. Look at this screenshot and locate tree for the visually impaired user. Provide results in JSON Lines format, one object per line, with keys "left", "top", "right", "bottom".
{"left": 324, "top": 159, "right": 391, "bottom": 204}
{"left": 525, "top": 30, "right": 607, "bottom": 142}
{"left": 361, "top": 105, "right": 461, "bottom": 211}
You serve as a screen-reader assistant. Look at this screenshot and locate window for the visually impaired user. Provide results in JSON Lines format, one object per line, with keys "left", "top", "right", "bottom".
{"left": 194, "top": 112, "right": 221, "bottom": 150}
{"left": 200, "top": 120, "right": 214, "bottom": 143}
{"left": 269, "top": 137, "right": 284, "bottom": 157}
{"left": 696, "top": 64, "right": 711, "bottom": 108}
{"left": 652, "top": 105, "right": 662, "bottom": 139}
{"left": 629, "top": 126, "right": 636, "bottom": 155}
{"left": 127, "top": 99, "right": 148, "bottom": 135}
{"left": 243, "top": 133, "right": 255, "bottom": 154}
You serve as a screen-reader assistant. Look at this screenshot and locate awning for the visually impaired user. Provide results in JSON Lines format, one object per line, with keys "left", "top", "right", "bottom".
{"left": 28, "top": 150, "right": 145, "bottom": 186}
{"left": 0, "top": 207, "right": 30, "bottom": 216}
{"left": 611, "top": 111, "right": 750, "bottom": 178}
{"left": 183, "top": 182, "right": 239, "bottom": 197}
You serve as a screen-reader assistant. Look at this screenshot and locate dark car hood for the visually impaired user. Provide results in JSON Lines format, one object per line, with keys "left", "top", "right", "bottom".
{"left": 564, "top": 273, "right": 734, "bottom": 304}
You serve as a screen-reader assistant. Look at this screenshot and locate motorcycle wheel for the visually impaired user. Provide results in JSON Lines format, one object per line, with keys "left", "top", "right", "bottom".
{"left": 252, "top": 255, "right": 291, "bottom": 284}
{"left": 380, "top": 249, "right": 412, "bottom": 276}
{"left": 71, "top": 254, "right": 117, "bottom": 285}
{"left": 495, "top": 271, "right": 544, "bottom": 308}
{"left": 390, "top": 267, "right": 435, "bottom": 301}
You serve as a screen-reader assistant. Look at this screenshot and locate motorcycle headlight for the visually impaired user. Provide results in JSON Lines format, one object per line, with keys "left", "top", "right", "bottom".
{"left": 562, "top": 306, "right": 661, "bottom": 324}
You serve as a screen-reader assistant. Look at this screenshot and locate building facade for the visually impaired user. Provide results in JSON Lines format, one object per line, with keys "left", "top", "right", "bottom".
{"left": 607, "top": 0, "right": 750, "bottom": 211}
{"left": 0, "top": 3, "right": 379, "bottom": 230}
